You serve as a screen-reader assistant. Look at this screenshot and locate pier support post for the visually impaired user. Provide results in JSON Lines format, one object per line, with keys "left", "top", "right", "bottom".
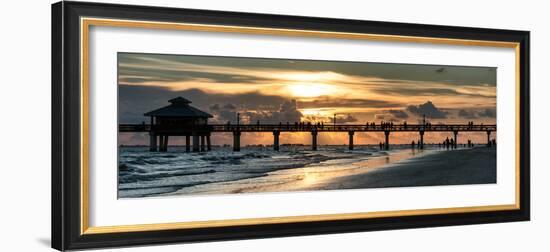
{"left": 192, "top": 132, "right": 199, "bottom": 152}
{"left": 453, "top": 131, "right": 458, "bottom": 148}
{"left": 159, "top": 135, "right": 167, "bottom": 152}
{"left": 185, "top": 135, "right": 190, "bottom": 152}
{"left": 384, "top": 130, "right": 390, "bottom": 150}
{"left": 206, "top": 133, "right": 211, "bottom": 151}
{"left": 158, "top": 135, "right": 165, "bottom": 152}
{"left": 311, "top": 130, "right": 318, "bottom": 151}
{"left": 233, "top": 131, "right": 241, "bottom": 152}
{"left": 163, "top": 135, "right": 169, "bottom": 152}
{"left": 419, "top": 131, "right": 424, "bottom": 149}
{"left": 348, "top": 131, "right": 354, "bottom": 150}
{"left": 487, "top": 130, "right": 492, "bottom": 147}
{"left": 273, "top": 130, "right": 280, "bottom": 151}
{"left": 149, "top": 132, "right": 157, "bottom": 152}
{"left": 200, "top": 135, "right": 206, "bottom": 152}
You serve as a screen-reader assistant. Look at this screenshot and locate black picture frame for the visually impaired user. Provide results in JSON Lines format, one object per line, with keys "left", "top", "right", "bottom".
{"left": 52, "top": 1, "right": 530, "bottom": 251}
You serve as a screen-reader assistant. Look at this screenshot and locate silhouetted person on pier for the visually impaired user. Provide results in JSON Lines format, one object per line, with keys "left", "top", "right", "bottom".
{"left": 403, "top": 121, "right": 407, "bottom": 129}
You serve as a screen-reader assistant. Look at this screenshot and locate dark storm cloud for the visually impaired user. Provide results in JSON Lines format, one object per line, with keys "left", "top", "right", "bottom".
{"left": 406, "top": 101, "right": 448, "bottom": 119}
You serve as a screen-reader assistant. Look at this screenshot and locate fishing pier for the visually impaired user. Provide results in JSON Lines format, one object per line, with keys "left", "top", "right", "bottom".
{"left": 119, "top": 97, "right": 497, "bottom": 152}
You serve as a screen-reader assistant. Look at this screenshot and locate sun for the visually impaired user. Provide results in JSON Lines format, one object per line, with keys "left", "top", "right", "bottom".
{"left": 286, "top": 83, "right": 337, "bottom": 98}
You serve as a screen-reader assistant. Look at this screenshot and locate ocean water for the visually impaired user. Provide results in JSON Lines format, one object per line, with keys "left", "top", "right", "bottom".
{"left": 118, "top": 145, "right": 432, "bottom": 198}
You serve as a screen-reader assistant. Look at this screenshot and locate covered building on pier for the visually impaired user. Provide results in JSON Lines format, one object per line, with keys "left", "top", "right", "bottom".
{"left": 144, "top": 97, "right": 213, "bottom": 152}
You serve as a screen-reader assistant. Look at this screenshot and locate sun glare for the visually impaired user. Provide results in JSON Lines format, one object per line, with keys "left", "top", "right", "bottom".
{"left": 287, "top": 83, "right": 337, "bottom": 98}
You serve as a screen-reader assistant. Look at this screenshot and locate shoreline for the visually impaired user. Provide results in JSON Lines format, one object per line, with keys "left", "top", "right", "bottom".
{"left": 123, "top": 146, "right": 496, "bottom": 198}
{"left": 206, "top": 147, "right": 497, "bottom": 194}
{"left": 307, "top": 147, "right": 496, "bottom": 191}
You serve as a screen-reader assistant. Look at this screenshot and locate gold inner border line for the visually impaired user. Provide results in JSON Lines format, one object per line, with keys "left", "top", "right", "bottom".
{"left": 80, "top": 17, "right": 522, "bottom": 235}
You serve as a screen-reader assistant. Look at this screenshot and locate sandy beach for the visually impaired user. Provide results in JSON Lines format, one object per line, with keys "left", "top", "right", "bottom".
{"left": 119, "top": 145, "right": 496, "bottom": 197}
{"left": 307, "top": 147, "right": 496, "bottom": 191}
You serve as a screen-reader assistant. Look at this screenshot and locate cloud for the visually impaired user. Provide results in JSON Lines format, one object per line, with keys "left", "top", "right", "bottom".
{"left": 209, "top": 99, "right": 303, "bottom": 124}
{"left": 458, "top": 109, "right": 478, "bottom": 119}
{"left": 335, "top": 114, "right": 359, "bottom": 124}
{"left": 209, "top": 104, "right": 220, "bottom": 111}
{"left": 299, "top": 97, "right": 403, "bottom": 109}
{"left": 374, "top": 114, "right": 402, "bottom": 122}
{"left": 209, "top": 103, "right": 239, "bottom": 123}
{"left": 456, "top": 108, "right": 496, "bottom": 119}
{"left": 406, "top": 101, "right": 448, "bottom": 118}
{"left": 223, "top": 103, "right": 237, "bottom": 110}
{"left": 478, "top": 108, "right": 496, "bottom": 118}
{"left": 388, "top": 109, "right": 409, "bottom": 119}
{"left": 243, "top": 100, "right": 303, "bottom": 124}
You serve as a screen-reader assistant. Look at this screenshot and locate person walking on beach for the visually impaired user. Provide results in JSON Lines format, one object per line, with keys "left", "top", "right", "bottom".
{"left": 379, "top": 142, "right": 383, "bottom": 150}
{"left": 411, "top": 140, "right": 415, "bottom": 149}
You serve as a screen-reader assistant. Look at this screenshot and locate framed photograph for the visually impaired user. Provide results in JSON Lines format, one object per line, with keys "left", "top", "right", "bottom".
{"left": 52, "top": 1, "right": 530, "bottom": 250}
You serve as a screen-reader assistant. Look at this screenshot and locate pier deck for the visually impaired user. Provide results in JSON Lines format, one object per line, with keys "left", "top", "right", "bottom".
{"left": 118, "top": 123, "right": 496, "bottom": 152}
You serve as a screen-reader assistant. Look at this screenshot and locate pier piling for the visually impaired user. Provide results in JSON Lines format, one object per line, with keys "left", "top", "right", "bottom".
{"left": 311, "top": 130, "right": 318, "bottom": 151}
{"left": 162, "top": 135, "right": 169, "bottom": 152}
{"left": 185, "top": 135, "right": 190, "bottom": 152}
{"left": 192, "top": 133, "right": 199, "bottom": 152}
{"left": 453, "top": 130, "right": 459, "bottom": 148}
{"left": 384, "top": 130, "right": 390, "bottom": 150}
{"left": 487, "top": 130, "right": 492, "bottom": 147}
{"left": 233, "top": 131, "right": 241, "bottom": 152}
{"left": 206, "top": 134, "right": 211, "bottom": 151}
{"left": 200, "top": 135, "right": 206, "bottom": 152}
{"left": 149, "top": 133, "right": 157, "bottom": 152}
{"left": 348, "top": 131, "right": 354, "bottom": 150}
{"left": 419, "top": 131, "right": 424, "bottom": 149}
{"left": 273, "top": 130, "right": 280, "bottom": 151}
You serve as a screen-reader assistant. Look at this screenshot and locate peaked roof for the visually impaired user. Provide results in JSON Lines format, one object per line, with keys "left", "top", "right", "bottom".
{"left": 144, "top": 97, "right": 213, "bottom": 118}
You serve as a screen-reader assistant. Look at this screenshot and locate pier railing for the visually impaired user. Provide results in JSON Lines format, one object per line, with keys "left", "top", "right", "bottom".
{"left": 119, "top": 123, "right": 496, "bottom": 133}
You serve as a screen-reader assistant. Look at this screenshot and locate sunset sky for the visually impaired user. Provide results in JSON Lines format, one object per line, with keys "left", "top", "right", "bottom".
{"left": 118, "top": 52, "right": 496, "bottom": 146}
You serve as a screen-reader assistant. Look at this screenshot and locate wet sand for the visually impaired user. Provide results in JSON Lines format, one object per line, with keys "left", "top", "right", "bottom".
{"left": 161, "top": 147, "right": 496, "bottom": 196}
{"left": 309, "top": 147, "right": 496, "bottom": 190}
